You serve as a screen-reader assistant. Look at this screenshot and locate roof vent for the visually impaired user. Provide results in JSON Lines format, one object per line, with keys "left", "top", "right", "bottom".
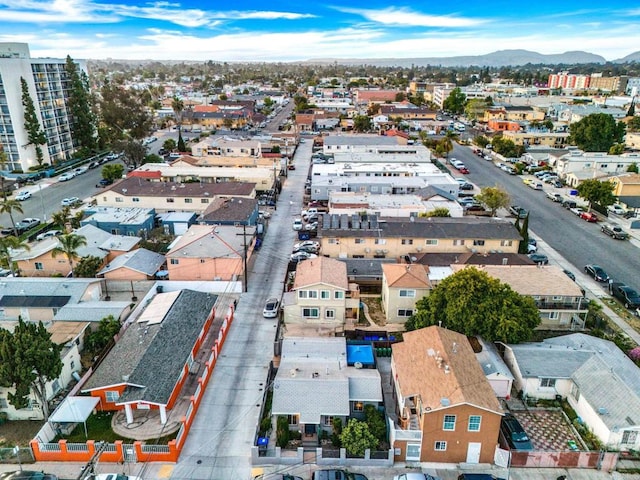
{"left": 598, "top": 407, "right": 609, "bottom": 415}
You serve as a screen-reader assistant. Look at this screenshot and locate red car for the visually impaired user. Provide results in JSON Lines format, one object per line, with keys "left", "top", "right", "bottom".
{"left": 457, "top": 166, "right": 470, "bottom": 174}
{"left": 580, "top": 211, "right": 598, "bottom": 222}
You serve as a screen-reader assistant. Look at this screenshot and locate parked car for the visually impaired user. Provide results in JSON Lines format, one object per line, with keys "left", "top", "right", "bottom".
{"left": 562, "top": 199, "right": 577, "bottom": 209}
{"left": 58, "top": 172, "right": 76, "bottom": 182}
{"left": 551, "top": 180, "right": 563, "bottom": 188}
{"left": 563, "top": 269, "right": 576, "bottom": 281}
{"left": 97, "top": 178, "right": 114, "bottom": 187}
{"left": 293, "top": 244, "right": 319, "bottom": 254}
{"left": 458, "top": 474, "right": 505, "bottom": 480}
{"left": 262, "top": 297, "right": 280, "bottom": 318}
{"left": 95, "top": 475, "right": 141, "bottom": 480}
{"left": 0, "top": 471, "right": 58, "bottom": 480}
{"left": 292, "top": 218, "right": 303, "bottom": 231}
{"left": 312, "top": 470, "right": 368, "bottom": 480}
{"left": 16, "top": 217, "right": 40, "bottom": 233}
{"left": 608, "top": 204, "right": 626, "bottom": 216}
{"left": 509, "top": 205, "right": 528, "bottom": 219}
{"left": 254, "top": 475, "right": 303, "bottom": 480}
{"left": 304, "top": 221, "right": 318, "bottom": 231}
{"left": 290, "top": 251, "right": 317, "bottom": 263}
{"left": 545, "top": 192, "right": 563, "bottom": 202}
{"left": 527, "top": 238, "right": 537, "bottom": 253}
{"left": 528, "top": 253, "right": 549, "bottom": 265}
{"left": 394, "top": 475, "right": 438, "bottom": 480}
{"left": 456, "top": 165, "right": 470, "bottom": 174}
{"left": 528, "top": 182, "right": 543, "bottom": 190}
{"left": 609, "top": 283, "right": 640, "bottom": 309}
{"left": 579, "top": 211, "right": 598, "bottom": 222}
{"left": 61, "top": 197, "right": 81, "bottom": 207}
{"left": 459, "top": 182, "right": 474, "bottom": 190}
{"left": 73, "top": 166, "right": 89, "bottom": 175}
{"left": 501, "top": 413, "right": 534, "bottom": 450}
{"left": 15, "top": 191, "right": 31, "bottom": 201}
{"left": 36, "top": 230, "right": 61, "bottom": 241}
{"left": 294, "top": 240, "right": 320, "bottom": 251}
{"left": 584, "top": 264, "right": 610, "bottom": 282}
{"left": 601, "top": 224, "right": 628, "bottom": 240}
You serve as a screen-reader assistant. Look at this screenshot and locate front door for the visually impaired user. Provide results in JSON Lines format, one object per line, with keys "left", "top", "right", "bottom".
{"left": 466, "top": 442, "right": 481, "bottom": 463}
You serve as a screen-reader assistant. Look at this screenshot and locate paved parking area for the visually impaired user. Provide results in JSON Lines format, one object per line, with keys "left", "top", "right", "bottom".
{"left": 514, "top": 410, "right": 584, "bottom": 451}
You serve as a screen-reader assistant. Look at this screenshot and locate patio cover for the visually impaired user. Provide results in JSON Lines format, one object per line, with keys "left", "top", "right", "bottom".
{"left": 49, "top": 396, "right": 99, "bottom": 423}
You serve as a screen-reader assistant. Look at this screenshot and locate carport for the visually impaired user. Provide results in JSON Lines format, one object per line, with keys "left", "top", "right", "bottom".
{"left": 48, "top": 396, "right": 100, "bottom": 438}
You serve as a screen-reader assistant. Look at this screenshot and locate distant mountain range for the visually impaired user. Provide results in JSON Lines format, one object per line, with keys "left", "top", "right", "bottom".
{"left": 307, "top": 49, "right": 640, "bottom": 67}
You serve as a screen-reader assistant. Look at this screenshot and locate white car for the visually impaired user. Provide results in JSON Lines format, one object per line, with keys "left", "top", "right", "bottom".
{"left": 293, "top": 240, "right": 320, "bottom": 251}
{"left": 262, "top": 297, "right": 280, "bottom": 318}
{"left": 36, "top": 230, "right": 61, "bottom": 241}
{"left": 61, "top": 197, "right": 81, "bottom": 207}
{"left": 608, "top": 204, "right": 626, "bottom": 215}
{"left": 15, "top": 191, "right": 31, "bottom": 201}
{"left": 95, "top": 475, "right": 142, "bottom": 480}
{"left": 73, "top": 166, "right": 89, "bottom": 175}
{"left": 394, "top": 474, "right": 438, "bottom": 480}
{"left": 292, "top": 218, "right": 303, "bottom": 231}
{"left": 58, "top": 172, "right": 76, "bottom": 182}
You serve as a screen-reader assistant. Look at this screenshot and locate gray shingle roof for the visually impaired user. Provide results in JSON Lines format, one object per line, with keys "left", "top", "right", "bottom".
{"left": 103, "top": 177, "right": 256, "bottom": 198}
{"left": 83, "top": 290, "right": 217, "bottom": 405}
{"left": 0, "top": 278, "right": 99, "bottom": 305}
{"left": 97, "top": 248, "right": 165, "bottom": 276}
{"left": 53, "top": 302, "right": 132, "bottom": 322}
{"left": 321, "top": 215, "right": 522, "bottom": 240}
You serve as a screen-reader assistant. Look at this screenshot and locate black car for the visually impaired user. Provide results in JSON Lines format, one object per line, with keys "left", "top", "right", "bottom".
{"left": 96, "top": 178, "right": 114, "bottom": 187}
{"left": 501, "top": 413, "right": 534, "bottom": 450}
{"left": 563, "top": 269, "right": 576, "bottom": 281}
{"left": 584, "top": 264, "right": 609, "bottom": 282}
{"left": 528, "top": 253, "right": 549, "bottom": 265}
{"left": 459, "top": 182, "right": 474, "bottom": 190}
{"left": 0, "top": 472, "right": 58, "bottom": 480}
{"left": 609, "top": 282, "right": 640, "bottom": 309}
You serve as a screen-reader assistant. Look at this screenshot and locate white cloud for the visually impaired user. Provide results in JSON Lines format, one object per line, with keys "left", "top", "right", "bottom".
{"left": 337, "top": 7, "right": 485, "bottom": 28}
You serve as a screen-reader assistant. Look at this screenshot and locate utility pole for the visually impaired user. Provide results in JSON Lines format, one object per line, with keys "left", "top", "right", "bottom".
{"left": 76, "top": 441, "right": 108, "bottom": 480}
{"left": 235, "top": 224, "right": 250, "bottom": 292}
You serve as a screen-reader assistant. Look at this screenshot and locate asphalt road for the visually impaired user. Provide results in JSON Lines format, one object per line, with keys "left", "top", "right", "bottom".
{"left": 450, "top": 143, "right": 640, "bottom": 290}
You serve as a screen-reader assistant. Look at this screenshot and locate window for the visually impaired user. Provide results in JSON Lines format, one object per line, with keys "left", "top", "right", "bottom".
{"left": 299, "top": 290, "right": 318, "bottom": 299}
{"left": 132, "top": 197, "right": 140, "bottom": 203}
{"left": 468, "top": 415, "right": 481, "bottom": 432}
{"left": 401, "top": 239, "right": 414, "bottom": 245}
{"left": 453, "top": 239, "right": 465, "bottom": 246}
{"left": 170, "top": 258, "right": 179, "bottom": 265}
{"left": 352, "top": 401, "right": 364, "bottom": 412}
{"left": 334, "top": 291, "right": 344, "bottom": 299}
{"left": 287, "top": 414, "right": 299, "bottom": 425}
{"left": 397, "top": 309, "right": 413, "bottom": 317}
{"left": 201, "top": 198, "right": 209, "bottom": 203}
{"left": 105, "top": 391, "right": 120, "bottom": 403}
{"left": 166, "top": 198, "right": 174, "bottom": 203}
{"left": 115, "top": 197, "right": 123, "bottom": 203}
{"left": 321, "top": 290, "right": 330, "bottom": 299}
{"left": 434, "top": 441, "right": 447, "bottom": 451}
{"left": 374, "top": 238, "right": 386, "bottom": 245}
{"left": 323, "top": 415, "right": 333, "bottom": 427}
{"left": 302, "top": 308, "right": 319, "bottom": 318}
{"left": 185, "top": 198, "right": 192, "bottom": 203}
{"left": 549, "top": 311, "right": 559, "bottom": 320}
{"left": 328, "top": 238, "right": 338, "bottom": 244}
{"left": 570, "top": 383, "right": 580, "bottom": 401}
{"left": 325, "top": 309, "right": 335, "bottom": 319}
{"left": 200, "top": 259, "right": 206, "bottom": 264}
{"left": 354, "top": 238, "right": 365, "bottom": 244}
{"left": 473, "top": 240, "right": 485, "bottom": 246}
{"left": 406, "top": 443, "right": 421, "bottom": 461}
{"left": 443, "top": 414, "right": 456, "bottom": 431}
{"left": 540, "top": 378, "right": 556, "bottom": 388}
{"left": 500, "top": 240, "right": 513, "bottom": 247}
{"left": 622, "top": 431, "right": 638, "bottom": 445}
{"left": 0, "top": 397, "right": 7, "bottom": 408}
{"left": 35, "top": 262, "right": 43, "bottom": 270}
{"left": 399, "top": 290, "right": 416, "bottom": 298}
{"left": 425, "top": 239, "right": 438, "bottom": 245}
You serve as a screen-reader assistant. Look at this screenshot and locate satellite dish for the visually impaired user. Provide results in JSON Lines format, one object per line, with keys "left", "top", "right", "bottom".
{"left": 354, "top": 362, "right": 363, "bottom": 369}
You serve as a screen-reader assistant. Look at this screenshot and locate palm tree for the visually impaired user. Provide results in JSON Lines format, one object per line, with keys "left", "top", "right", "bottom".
{"left": 0, "top": 235, "right": 29, "bottom": 276}
{"left": 51, "top": 206, "right": 72, "bottom": 232}
{"left": 171, "top": 96, "right": 184, "bottom": 131}
{"left": 51, "top": 233, "right": 87, "bottom": 277}
{"left": 0, "top": 199, "right": 24, "bottom": 236}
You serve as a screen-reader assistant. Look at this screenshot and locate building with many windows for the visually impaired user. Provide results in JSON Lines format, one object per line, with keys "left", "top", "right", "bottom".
{"left": 0, "top": 43, "right": 86, "bottom": 171}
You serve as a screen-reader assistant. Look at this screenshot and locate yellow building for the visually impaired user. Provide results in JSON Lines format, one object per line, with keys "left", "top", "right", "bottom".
{"left": 502, "top": 131, "right": 569, "bottom": 148}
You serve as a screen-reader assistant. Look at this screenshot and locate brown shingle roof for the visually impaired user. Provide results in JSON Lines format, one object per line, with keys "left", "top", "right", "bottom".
{"left": 293, "top": 257, "right": 348, "bottom": 291}
{"left": 382, "top": 264, "right": 431, "bottom": 288}
{"left": 200, "top": 196, "right": 258, "bottom": 223}
{"left": 412, "top": 252, "right": 535, "bottom": 267}
{"left": 392, "top": 326, "right": 502, "bottom": 413}
{"left": 104, "top": 177, "right": 256, "bottom": 198}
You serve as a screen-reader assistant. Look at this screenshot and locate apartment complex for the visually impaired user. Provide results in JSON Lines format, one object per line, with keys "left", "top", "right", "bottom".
{"left": 0, "top": 43, "right": 85, "bottom": 171}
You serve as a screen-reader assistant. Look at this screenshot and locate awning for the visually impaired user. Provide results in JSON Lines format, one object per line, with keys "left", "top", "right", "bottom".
{"left": 49, "top": 396, "right": 99, "bottom": 423}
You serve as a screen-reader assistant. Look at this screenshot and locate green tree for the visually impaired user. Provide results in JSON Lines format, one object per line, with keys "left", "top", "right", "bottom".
{"left": 395, "top": 92, "right": 406, "bottom": 102}
{"left": 171, "top": 96, "right": 184, "bottom": 132}
{"left": 423, "top": 208, "right": 451, "bottom": 217}
{"left": 20, "top": 77, "right": 47, "bottom": 166}
{"left": 0, "top": 318, "right": 63, "bottom": 420}
{"left": 465, "top": 98, "right": 489, "bottom": 121}
{"left": 473, "top": 135, "right": 490, "bottom": 148}
{"left": 64, "top": 56, "right": 97, "bottom": 154}
{"left": 0, "top": 199, "right": 24, "bottom": 236}
{"left": 475, "top": 186, "right": 510, "bottom": 217}
{"left": 443, "top": 87, "right": 466, "bottom": 115}
{"left": 406, "top": 267, "right": 540, "bottom": 343}
{"left": 339, "top": 418, "right": 379, "bottom": 457}
{"left": 0, "top": 235, "right": 29, "bottom": 276}
{"left": 222, "top": 118, "right": 234, "bottom": 130}
{"left": 609, "top": 143, "right": 625, "bottom": 155}
{"left": 102, "top": 163, "right": 124, "bottom": 182}
{"left": 627, "top": 117, "right": 640, "bottom": 133}
{"left": 73, "top": 255, "right": 103, "bottom": 278}
{"left": 517, "top": 214, "right": 530, "bottom": 254}
{"left": 144, "top": 153, "right": 163, "bottom": 164}
{"left": 576, "top": 179, "right": 617, "bottom": 211}
{"left": 276, "top": 416, "right": 290, "bottom": 448}
{"left": 627, "top": 101, "right": 635, "bottom": 118}
{"left": 492, "top": 136, "right": 524, "bottom": 158}
{"left": 177, "top": 131, "right": 187, "bottom": 151}
{"left": 627, "top": 163, "right": 639, "bottom": 173}
{"left": 353, "top": 115, "right": 372, "bottom": 132}
{"left": 85, "top": 315, "right": 121, "bottom": 354}
{"left": 51, "top": 206, "right": 72, "bottom": 232}
{"left": 163, "top": 138, "right": 177, "bottom": 152}
{"left": 568, "top": 113, "right": 625, "bottom": 152}
{"left": 364, "top": 405, "right": 387, "bottom": 443}
{"left": 51, "top": 233, "right": 87, "bottom": 277}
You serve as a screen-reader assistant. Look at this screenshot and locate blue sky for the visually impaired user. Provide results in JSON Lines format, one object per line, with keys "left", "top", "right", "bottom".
{"left": 0, "top": 1, "right": 639, "bottom": 61}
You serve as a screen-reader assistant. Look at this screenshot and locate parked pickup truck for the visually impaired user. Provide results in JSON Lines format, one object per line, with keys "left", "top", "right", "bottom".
{"left": 601, "top": 224, "right": 629, "bottom": 240}
{"left": 509, "top": 205, "right": 528, "bottom": 219}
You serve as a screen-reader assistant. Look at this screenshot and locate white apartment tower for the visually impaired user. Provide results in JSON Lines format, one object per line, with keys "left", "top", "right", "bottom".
{"left": 0, "top": 43, "right": 86, "bottom": 171}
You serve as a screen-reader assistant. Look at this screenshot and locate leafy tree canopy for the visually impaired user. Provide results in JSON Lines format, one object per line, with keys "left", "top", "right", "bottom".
{"left": 406, "top": 267, "right": 540, "bottom": 343}
{"left": 475, "top": 186, "right": 510, "bottom": 216}
{"left": 443, "top": 87, "right": 466, "bottom": 115}
{"left": 353, "top": 115, "right": 372, "bottom": 132}
{"left": 491, "top": 136, "right": 525, "bottom": 158}
{"left": 576, "top": 179, "right": 617, "bottom": 210}
{"left": 73, "top": 255, "right": 103, "bottom": 278}
{"left": 20, "top": 77, "right": 47, "bottom": 165}
{"left": 339, "top": 418, "right": 379, "bottom": 457}
{"left": 85, "top": 315, "right": 121, "bottom": 355}
{"left": 627, "top": 116, "right": 640, "bottom": 133}
{"left": 568, "top": 113, "right": 625, "bottom": 152}
{"left": 101, "top": 163, "right": 124, "bottom": 182}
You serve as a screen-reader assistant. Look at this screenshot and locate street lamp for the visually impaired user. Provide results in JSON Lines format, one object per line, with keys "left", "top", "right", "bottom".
{"left": 38, "top": 183, "right": 46, "bottom": 222}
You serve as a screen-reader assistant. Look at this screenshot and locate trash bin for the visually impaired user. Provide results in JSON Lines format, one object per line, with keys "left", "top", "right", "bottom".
{"left": 156, "top": 285, "right": 164, "bottom": 294}
{"left": 257, "top": 436, "right": 268, "bottom": 456}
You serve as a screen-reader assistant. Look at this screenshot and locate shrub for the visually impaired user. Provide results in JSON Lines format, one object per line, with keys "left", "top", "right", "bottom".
{"left": 628, "top": 346, "right": 640, "bottom": 362}
{"left": 276, "top": 416, "right": 290, "bottom": 448}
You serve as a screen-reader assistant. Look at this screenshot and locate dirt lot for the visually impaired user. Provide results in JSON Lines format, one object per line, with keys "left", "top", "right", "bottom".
{"left": 0, "top": 420, "right": 43, "bottom": 447}
{"left": 362, "top": 297, "right": 386, "bottom": 326}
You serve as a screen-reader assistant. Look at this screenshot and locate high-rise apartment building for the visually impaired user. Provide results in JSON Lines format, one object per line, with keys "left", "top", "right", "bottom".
{"left": 0, "top": 43, "right": 86, "bottom": 171}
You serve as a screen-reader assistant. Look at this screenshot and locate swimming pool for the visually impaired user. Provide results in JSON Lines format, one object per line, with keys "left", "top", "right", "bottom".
{"left": 346, "top": 343, "right": 375, "bottom": 366}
